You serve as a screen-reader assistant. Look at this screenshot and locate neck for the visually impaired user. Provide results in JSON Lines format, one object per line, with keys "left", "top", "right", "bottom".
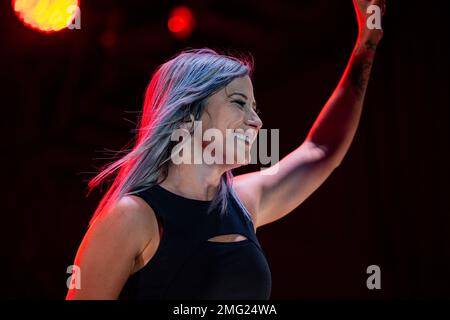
{"left": 159, "top": 163, "right": 228, "bottom": 201}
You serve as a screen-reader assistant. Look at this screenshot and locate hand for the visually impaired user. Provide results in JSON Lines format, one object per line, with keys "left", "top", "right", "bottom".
{"left": 353, "top": 0, "right": 386, "bottom": 48}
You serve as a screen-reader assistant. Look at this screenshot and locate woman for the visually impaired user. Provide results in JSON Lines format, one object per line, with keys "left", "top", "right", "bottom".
{"left": 66, "top": 0, "right": 385, "bottom": 300}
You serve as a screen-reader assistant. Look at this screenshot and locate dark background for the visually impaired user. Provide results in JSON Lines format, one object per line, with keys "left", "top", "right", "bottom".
{"left": 1, "top": 0, "right": 448, "bottom": 299}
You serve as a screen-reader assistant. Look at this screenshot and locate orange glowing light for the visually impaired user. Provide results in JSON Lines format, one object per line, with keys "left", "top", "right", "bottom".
{"left": 13, "top": 0, "right": 80, "bottom": 32}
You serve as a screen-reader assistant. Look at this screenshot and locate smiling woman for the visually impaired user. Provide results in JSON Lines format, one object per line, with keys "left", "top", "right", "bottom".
{"left": 66, "top": 48, "right": 272, "bottom": 300}
{"left": 66, "top": 0, "right": 385, "bottom": 301}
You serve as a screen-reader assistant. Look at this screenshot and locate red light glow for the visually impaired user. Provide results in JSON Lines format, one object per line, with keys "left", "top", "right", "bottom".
{"left": 167, "top": 6, "right": 195, "bottom": 40}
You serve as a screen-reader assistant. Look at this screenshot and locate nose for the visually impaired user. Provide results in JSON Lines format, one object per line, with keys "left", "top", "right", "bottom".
{"left": 245, "top": 110, "right": 263, "bottom": 130}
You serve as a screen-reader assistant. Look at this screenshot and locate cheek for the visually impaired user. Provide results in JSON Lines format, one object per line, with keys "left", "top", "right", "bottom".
{"left": 203, "top": 104, "right": 243, "bottom": 132}
{"left": 220, "top": 108, "right": 244, "bottom": 128}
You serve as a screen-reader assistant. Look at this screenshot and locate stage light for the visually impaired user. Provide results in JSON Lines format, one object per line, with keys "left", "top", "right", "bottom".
{"left": 12, "top": 0, "right": 80, "bottom": 33}
{"left": 168, "top": 6, "right": 195, "bottom": 40}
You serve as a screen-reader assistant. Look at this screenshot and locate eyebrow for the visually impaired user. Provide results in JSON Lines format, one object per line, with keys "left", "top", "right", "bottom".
{"left": 229, "top": 92, "right": 257, "bottom": 108}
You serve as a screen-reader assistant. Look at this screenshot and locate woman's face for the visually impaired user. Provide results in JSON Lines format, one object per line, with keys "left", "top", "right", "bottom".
{"left": 200, "top": 75, "right": 263, "bottom": 167}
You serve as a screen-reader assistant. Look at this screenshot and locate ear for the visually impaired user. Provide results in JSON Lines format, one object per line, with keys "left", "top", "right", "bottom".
{"left": 178, "top": 113, "right": 195, "bottom": 132}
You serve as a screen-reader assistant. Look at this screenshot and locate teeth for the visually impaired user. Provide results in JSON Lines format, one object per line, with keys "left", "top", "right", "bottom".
{"left": 235, "top": 133, "right": 250, "bottom": 143}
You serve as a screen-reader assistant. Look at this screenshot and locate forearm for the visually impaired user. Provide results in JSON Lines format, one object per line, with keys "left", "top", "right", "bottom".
{"left": 306, "top": 39, "right": 378, "bottom": 166}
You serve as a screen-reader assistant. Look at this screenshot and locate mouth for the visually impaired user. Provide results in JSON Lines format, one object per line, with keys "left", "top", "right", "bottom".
{"left": 235, "top": 133, "right": 250, "bottom": 144}
{"left": 233, "top": 129, "right": 256, "bottom": 145}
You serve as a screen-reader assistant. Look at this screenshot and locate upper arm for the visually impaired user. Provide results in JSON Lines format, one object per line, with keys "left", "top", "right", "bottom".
{"left": 234, "top": 140, "right": 339, "bottom": 229}
{"left": 65, "top": 195, "right": 156, "bottom": 300}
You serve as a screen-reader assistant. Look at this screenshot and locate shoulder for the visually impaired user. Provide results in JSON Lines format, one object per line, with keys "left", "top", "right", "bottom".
{"left": 92, "top": 194, "right": 158, "bottom": 256}
{"left": 66, "top": 194, "right": 158, "bottom": 299}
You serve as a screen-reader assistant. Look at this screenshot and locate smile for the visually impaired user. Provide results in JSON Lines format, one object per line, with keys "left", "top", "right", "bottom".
{"left": 235, "top": 133, "right": 250, "bottom": 144}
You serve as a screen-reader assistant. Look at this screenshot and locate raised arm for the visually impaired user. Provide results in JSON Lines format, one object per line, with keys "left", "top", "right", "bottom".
{"left": 305, "top": 0, "right": 384, "bottom": 164}
{"left": 234, "top": 0, "right": 385, "bottom": 229}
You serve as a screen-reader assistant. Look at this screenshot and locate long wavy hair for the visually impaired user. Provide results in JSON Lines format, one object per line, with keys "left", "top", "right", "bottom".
{"left": 87, "top": 48, "right": 254, "bottom": 227}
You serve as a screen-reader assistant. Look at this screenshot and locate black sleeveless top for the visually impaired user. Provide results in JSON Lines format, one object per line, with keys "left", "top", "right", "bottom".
{"left": 118, "top": 184, "right": 272, "bottom": 300}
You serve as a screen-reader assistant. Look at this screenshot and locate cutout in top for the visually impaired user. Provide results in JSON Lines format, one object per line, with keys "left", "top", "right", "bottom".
{"left": 207, "top": 233, "right": 248, "bottom": 243}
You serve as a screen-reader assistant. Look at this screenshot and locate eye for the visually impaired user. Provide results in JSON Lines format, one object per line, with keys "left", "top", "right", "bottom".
{"left": 232, "top": 100, "right": 246, "bottom": 108}
{"left": 232, "top": 100, "right": 260, "bottom": 115}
